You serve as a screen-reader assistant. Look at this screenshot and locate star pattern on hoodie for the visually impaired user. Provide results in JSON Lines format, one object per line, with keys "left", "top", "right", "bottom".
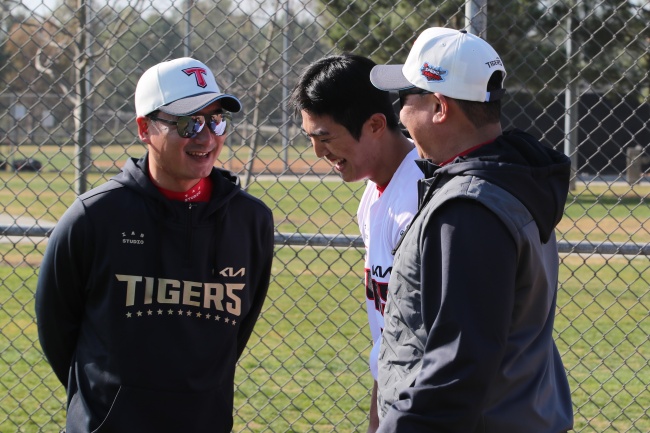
{"left": 124, "top": 308, "right": 237, "bottom": 325}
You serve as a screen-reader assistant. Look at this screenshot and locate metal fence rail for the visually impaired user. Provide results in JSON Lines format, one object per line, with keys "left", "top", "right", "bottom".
{"left": 3, "top": 226, "right": 650, "bottom": 257}
{"left": 1, "top": 0, "right": 649, "bottom": 432}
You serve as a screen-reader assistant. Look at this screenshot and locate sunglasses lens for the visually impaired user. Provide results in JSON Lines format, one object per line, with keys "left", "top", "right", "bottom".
{"left": 174, "top": 114, "right": 228, "bottom": 138}
{"left": 175, "top": 117, "right": 192, "bottom": 138}
{"left": 398, "top": 88, "right": 431, "bottom": 108}
{"left": 209, "top": 115, "right": 227, "bottom": 136}
{"left": 177, "top": 116, "right": 207, "bottom": 138}
{"left": 207, "top": 113, "right": 229, "bottom": 136}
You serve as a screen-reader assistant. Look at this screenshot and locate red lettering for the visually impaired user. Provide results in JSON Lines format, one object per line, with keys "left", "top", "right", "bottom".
{"left": 182, "top": 67, "right": 208, "bottom": 88}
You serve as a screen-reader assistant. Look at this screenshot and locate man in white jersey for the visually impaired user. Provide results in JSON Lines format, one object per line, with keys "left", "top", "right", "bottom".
{"left": 290, "top": 53, "right": 422, "bottom": 432}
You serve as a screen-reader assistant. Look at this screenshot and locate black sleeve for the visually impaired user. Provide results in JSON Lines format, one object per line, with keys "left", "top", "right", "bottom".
{"left": 379, "top": 199, "right": 517, "bottom": 432}
{"left": 235, "top": 208, "right": 274, "bottom": 359}
{"left": 35, "top": 199, "right": 90, "bottom": 387}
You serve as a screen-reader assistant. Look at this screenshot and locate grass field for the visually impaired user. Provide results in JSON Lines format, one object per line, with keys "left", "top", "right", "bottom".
{"left": 2, "top": 247, "right": 648, "bottom": 432}
{"left": 1, "top": 145, "right": 649, "bottom": 432}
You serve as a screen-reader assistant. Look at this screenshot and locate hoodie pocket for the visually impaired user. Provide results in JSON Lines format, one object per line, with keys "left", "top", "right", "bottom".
{"left": 93, "top": 385, "right": 232, "bottom": 433}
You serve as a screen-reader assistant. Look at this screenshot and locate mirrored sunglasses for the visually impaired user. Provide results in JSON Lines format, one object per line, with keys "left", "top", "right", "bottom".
{"left": 149, "top": 112, "right": 229, "bottom": 138}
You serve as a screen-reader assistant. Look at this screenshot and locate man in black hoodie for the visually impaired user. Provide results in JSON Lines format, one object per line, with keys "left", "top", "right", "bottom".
{"left": 35, "top": 57, "right": 274, "bottom": 433}
{"left": 369, "top": 28, "right": 574, "bottom": 432}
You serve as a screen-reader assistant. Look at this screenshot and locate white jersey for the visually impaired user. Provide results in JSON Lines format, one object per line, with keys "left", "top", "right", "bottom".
{"left": 357, "top": 147, "right": 422, "bottom": 379}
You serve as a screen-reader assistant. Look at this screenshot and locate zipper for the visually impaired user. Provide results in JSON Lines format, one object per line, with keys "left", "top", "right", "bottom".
{"left": 185, "top": 203, "right": 193, "bottom": 268}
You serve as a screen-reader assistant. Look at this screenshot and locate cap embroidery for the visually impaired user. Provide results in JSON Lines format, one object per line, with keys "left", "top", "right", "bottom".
{"left": 182, "top": 67, "right": 208, "bottom": 88}
{"left": 420, "top": 63, "right": 447, "bottom": 82}
{"left": 485, "top": 58, "right": 503, "bottom": 68}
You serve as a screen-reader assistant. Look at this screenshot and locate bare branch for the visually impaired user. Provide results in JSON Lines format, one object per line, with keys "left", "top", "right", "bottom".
{"left": 34, "top": 46, "right": 78, "bottom": 105}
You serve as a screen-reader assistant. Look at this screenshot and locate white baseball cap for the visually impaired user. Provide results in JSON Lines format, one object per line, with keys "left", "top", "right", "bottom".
{"left": 134, "top": 57, "right": 242, "bottom": 117}
{"left": 370, "top": 27, "right": 506, "bottom": 102}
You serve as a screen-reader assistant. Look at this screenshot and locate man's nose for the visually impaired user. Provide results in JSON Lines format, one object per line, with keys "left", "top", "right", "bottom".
{"left": 312, "top": 140, "right": 326, "bottom": 158}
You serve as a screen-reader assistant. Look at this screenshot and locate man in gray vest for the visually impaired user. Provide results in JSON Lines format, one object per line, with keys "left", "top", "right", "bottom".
{"left": 369, "top": 27, "right": 574, "bottom": 432}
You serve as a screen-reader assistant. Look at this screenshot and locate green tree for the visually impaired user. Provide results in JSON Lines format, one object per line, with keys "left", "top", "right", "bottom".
{"left": 320, "top": 0, "right": 467, "bottom": 64}
{"left": 533, "top": 0, "right": 649, "bottom": 100}
{"left": 99, "top": 6, "right": 187, "bottom": 113}
{"left": 317, "top": 0, "right": 649, "bottom": 100}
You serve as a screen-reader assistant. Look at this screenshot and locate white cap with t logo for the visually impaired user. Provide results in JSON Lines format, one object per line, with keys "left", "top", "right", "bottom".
{"left": 135, "top": 57, "right": 242, "bottom": 117}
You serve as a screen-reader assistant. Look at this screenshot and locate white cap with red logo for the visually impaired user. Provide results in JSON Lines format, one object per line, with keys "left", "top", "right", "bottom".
{"left": 135, "top": 57, "right": 242, "bottom": 117}
{"left": 370, "top": 27, "right": 506, "bottom": 103}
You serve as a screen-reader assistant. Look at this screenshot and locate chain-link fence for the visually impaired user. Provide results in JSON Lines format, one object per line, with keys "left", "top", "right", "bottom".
{"left": 1, "top": 0, "right": 649, "bottom": 431}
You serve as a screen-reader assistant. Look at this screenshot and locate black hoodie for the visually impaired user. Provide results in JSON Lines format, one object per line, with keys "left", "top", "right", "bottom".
{"left": 36, "top": 154, "right": 274, "bottom": 433}
{"left": 377, "top": 130, "right": 574, "bottom": 433}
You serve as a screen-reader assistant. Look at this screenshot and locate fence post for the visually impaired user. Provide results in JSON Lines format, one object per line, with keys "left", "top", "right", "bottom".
{"left": 626, "top": 145, "right": 648, "bottom": 184}
{"left": 465, "top": 0, "right": 488, "bottom": 38}
{"left": 564, "top": 3, "right": 578, "bottom": 191}
{"left": 184, "top": 0, "right": 193, "bottom": 57}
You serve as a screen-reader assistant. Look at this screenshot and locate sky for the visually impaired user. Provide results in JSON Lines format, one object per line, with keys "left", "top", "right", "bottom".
{"left": 12, "top": 0, "right": 308, "bottom": 31}
{"left": 16, "top": 0, "right": 179, "bottom": 20}
{"left": 15, "top": 0, "right": 297, "bottom": 17}
{"left": 15, "top": 0, "right": 58, "bottom": 14}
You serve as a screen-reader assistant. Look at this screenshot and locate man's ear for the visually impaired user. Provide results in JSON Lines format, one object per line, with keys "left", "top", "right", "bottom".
{"left": 432, "top": 93, "right": 449, "bottom": 124}
{"left": 136, "top": 117, "right": 152, "bottom": 144}
{"left": 367, "top": 113, "right": 387, "bottom": 136}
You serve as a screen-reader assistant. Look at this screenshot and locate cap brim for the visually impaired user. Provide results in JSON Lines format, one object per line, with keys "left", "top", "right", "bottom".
{"left": 370, "top": 64, "right": 414, "bottom": 91}
{"left": 159, "top": 93, "right": 242, "bottom": 115}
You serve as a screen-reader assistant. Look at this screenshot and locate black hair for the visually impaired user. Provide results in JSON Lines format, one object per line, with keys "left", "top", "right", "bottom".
{"left": 451, "top": 71, "right": 504, "bottom": 128}
{"left": 289, "top": 54, "right": 400, "bottom": 140}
